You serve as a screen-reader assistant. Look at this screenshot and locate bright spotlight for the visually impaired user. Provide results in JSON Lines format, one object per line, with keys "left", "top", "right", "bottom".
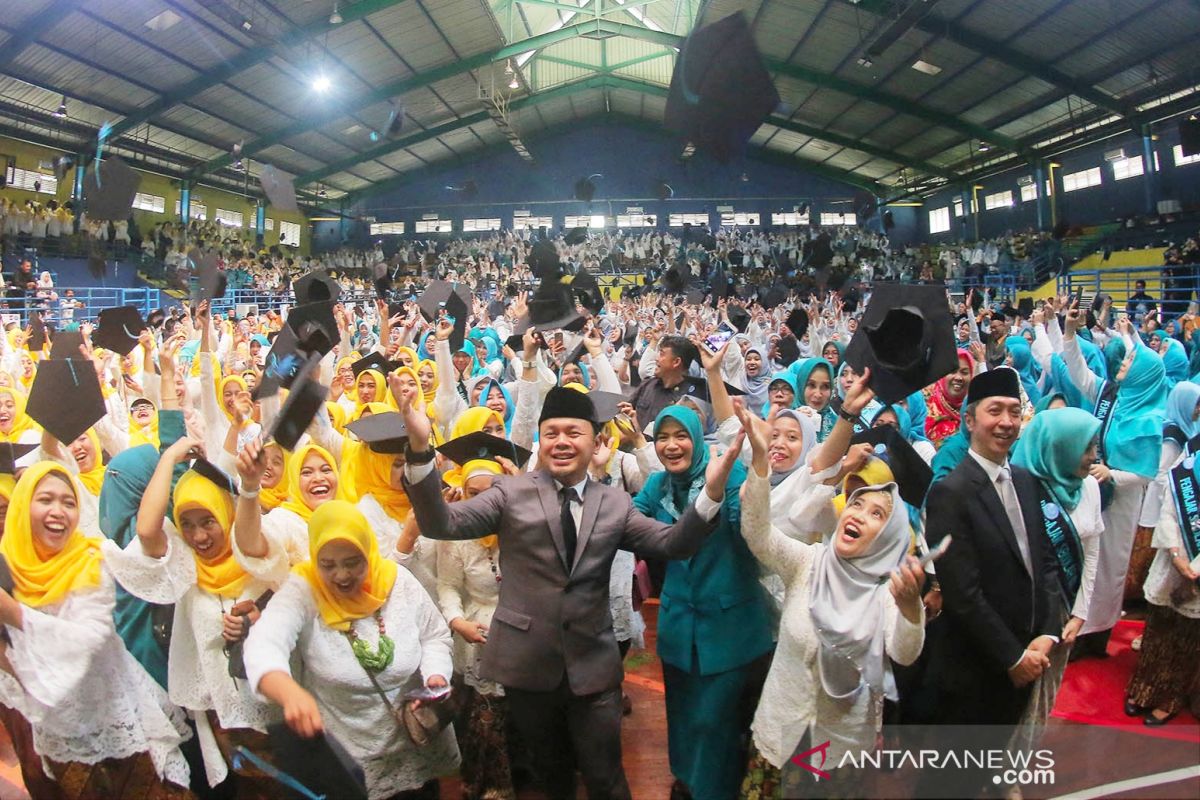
{"left": 312, "top": 74, "right": 332, "bottom": 93}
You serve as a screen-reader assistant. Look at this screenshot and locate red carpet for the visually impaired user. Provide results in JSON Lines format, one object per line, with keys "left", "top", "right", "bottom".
{"left": 1053, "top": 619, "right": 1200, "bottom": 742}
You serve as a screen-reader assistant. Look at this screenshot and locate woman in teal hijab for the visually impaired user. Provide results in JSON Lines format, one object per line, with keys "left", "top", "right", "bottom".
{"left": 1005, "top": 336, "right": 1043, "bottom": 404}
{"left": 634, "top": 406, "right": 772, "bottom": 800}
{"left": 820, "top": 340, "right": 845, "bottom": 371}
{"left": 1011, "top": 408, "right": 1105, "bottom": 722}
{"left": 788, "top": 357, "right": 836, "bottom": 441}
{"left": 1160, "top": 338, "right": 1189, "bottom": 388}
{"left": 761, "top": 370, "right": 800, "bottom": 418}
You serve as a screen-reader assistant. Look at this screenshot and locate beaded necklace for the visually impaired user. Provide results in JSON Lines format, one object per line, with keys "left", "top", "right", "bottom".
{"left": 343, "top": 610, "right": 395, "bottom": 673}
{"left": 485, "top": 546, "right": 501, "bottom": 583}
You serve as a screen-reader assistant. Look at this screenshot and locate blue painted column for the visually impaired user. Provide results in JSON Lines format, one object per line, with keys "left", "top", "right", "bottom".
{"left": 255, "top": 202, "right": 266, "bottom": 245}
{"left": 1034, "top": 161, "right": 1047, "bottom": 232}
{"left": 1141, "top": 126, "right": 1158, "bottom": 215}
{"left": 180, "top": 184, "right": 191, "bottom": 224}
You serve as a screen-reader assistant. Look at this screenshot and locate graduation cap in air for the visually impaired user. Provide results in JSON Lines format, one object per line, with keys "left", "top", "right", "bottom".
{"left": 259, "top": 165, "right": 299, "bottom": 213}
{"left": 345, "top": 411, "right": 408, "bottom": 454}
{"left": 680, "top": 376, "right": 745, "bottom": 405}
{"left": 686, "top": 289, "right": 706, "bottom": 307}
{"left": 266, "top": 724, "right": 368, "bottom": 800}
{"left": 970, "top": 289, "right": 985, "bottom": 312}
{"left": 573, "top": 176, "right": 599, "bottom": 203}
{"left": 438, "top": 430, "right": 532, "bottom": 470}
{"left": 83, "top": 156, "right": 141, "bottom": 220}
{"left": 784, "top": 308, "right": 808, "bottom": 340}
{"left": 48, "top": 330, "right": 84, "bottom": 361}
{"left": 844, "top": 283, "right": 957, "bottom": 405}
{"left": 504, "top": 327, "right": 545, "bottom": 354}
{"left": 570, "top": 269, "right": 605, "bottom": 315}
{"left": 587, "top": 390, "right": 627, "bottom": 424}
{"left": 88, "top": 248, "right": 107, "bottom": 279}
{"left": 525, "top": 279, "right": 586, "bottom": 333}
{"left": 727, "top": 304, "right": 750, "bottom": 333}
{"left": 564, "top": 227, "right": 588, "bottom": 246}
{"left": 285, "top": 301, "right": 338, "bottom": 358}
{"left": 266, "top": 356, "right": 329, "bottom": 451}
{"left": 0, "top": 443, "right": 37, "bottom": 476}
{"left": 293, "top": 269, "right": 342, "bottom": 305}
{"left": 190, "top": 457, "right": 239, "bottom": 496}
{"left": 1017, "top": 297, "right": 1034, "bottom": 319}
{"left": 661, "top": 263, "right": 687, "bottom": 294}
{"left": 372, "top": 261, "right": 392, "bottom": 299}
{"left": 27, "top": 359, "right": 106, "bottom": 445}
{"left": 416, "top": 280, "right": 472, "bottom": 351}
{"left": 528, "top": 239, "right": 562, "bottom": 280}
{"left": 28, "top": 313, "right": 51, "bottom": 351}
{"left": 253, "top": 324, "right": 305, "bottom": 400}
{"left": 93, "top": 306, "right": 146, "bottom": 356}
{"left": 850, "top": 423, "right": 933, "bottom": 509}
{"left": 664, "top": 12, "right": 781, "bottom": 164}
{"left": 351, "top": 351, "right": 396, "bottom": 377}
{"left": 189, "top": 248, "right": 226, "bottom": 303}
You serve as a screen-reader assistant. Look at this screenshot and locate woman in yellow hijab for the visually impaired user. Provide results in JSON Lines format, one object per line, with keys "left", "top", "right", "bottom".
{"left": 129, "top": 397, "right": 160, "bottom": 449}
{"left": 416, "top": 359, "right": 438, "bottom": 406}
{"left": 126, "top": 435, "right": 275, "bottom": 788}
{"left": 389, "top": 366, "right": 442, "bottom": 445}
{"left": 0, "top": 386, "right": 38, "bottom": 444}
{"left": 395, "top": 346, "right": 419, "bottom": 371}
{"left": 339, "top": 402, "right": 392, "bottom": 502}
{"left": 257, "top": 442, "right": 291, "bottom": 513}
{"left": 243, "top": 500, "right": 459, "bottom": 795}
{"left": 0, "top": 461, "right": 192, "bottom": 786}
{"left": 218, "top": 375, "right": 250, "bottom": 422}
{"left": 333, "top": 356, "right": 358, "bottom": 412}
{"left": 0, "top": 473, "right": 15, "bottom": 540}
{"left": 68, "top": 428, "right": 107, "bottom": 499}
{"left": 353, "top": 369, "right": 387, "bottom": 411}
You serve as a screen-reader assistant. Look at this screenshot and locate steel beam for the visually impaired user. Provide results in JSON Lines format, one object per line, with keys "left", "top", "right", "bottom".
{"left": 0, "top": 0, "right": 85, "bottom": 73}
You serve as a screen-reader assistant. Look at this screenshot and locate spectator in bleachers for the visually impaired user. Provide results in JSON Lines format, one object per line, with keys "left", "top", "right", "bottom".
{"left": 1126, "top": 279, "right": 1158, "bottom": 327}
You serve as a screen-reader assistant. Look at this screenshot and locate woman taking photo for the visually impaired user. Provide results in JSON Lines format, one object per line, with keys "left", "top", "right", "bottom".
{"left": 0, "top": 462, "right": 191, "bottom": 792}
{"left": 243, "top": 500, "right": 460, "bottom": 799}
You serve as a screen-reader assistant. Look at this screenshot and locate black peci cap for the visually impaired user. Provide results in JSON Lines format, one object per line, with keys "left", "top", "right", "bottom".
{"left": 965, "top": 366, "right": 1021, "bottom": 406}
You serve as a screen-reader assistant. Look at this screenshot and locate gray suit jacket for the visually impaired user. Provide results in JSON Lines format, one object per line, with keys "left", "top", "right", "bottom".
{"left": 404, "top": 467, "right": 717, "bottom": 694}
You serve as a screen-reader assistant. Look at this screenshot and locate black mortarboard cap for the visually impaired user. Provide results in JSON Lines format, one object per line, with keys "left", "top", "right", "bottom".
{"left": 680, "top": 376, "right": 745, "bottom": 405}
{"left": 48, "top": 330, "right": 84, "bottom": 361}
{"left": 267, "top": 357, "right": 329, "bottom": 451}
{"left": 190, "top": 457, "right": 238, "bottom": 496}
{"left": 777, "top": 336, "right": 800, "bottom": 367}
{"left": 285, "top": 301, "right": 338, "bottom": 357}
{"left": 570, "top": 269, "right": 604, "bottom": 315}
{"left": 373, "top": 261, "right": 392, "bottom": 300}
{"left": 844, "top": 283, "right": 957, "bottom": 404}
{"left": 27, "top": 359, "right": 106, "bottom": 444}
{"left": 965, "top": 366, "right": 1021, "bottom": 405}
{"left": 417, "top": 280, "right": 471, "bottom": 351}
{"left": 0, "top": 443, "right": 36, "bottom": 476}
{"left": 528, "top": 239, "right": 562, "bottom": 279}
{"left": 538, "top": 385, "right": 598, "bottom": 429}
{"left": 351, "top": 351, "right": 396, "bottom": 377}
{"left": 189, "top": 248, "right": 226, "bottom": 303}
{"left": 686, "top": 289, "right": 705, "bottom": 306}
{"left": 266, "top": 724, "right": 367, "bottom": 800}
{"left": 564, "top": 226, "right": 587, "bottom": 245}
{"left": 727, "top": 305, "right": 750, "bottom": 333}
{"left": 293, "top": 269, "right": 342, "bottom": 305}
{"left": 525, "top": 279, "right": 586, "bottom": 333}
{"left": 346, "top": 411, "right": 409, "bottom": 454}
{"left": 93, "top": 306, "right": 146, "bottom": 355}
{"left": 587, "top": 390, "right": 626, "bottom": 423}
{"left": 661, "top": 263, "right": 687, "bottom": 294}
{"left": 29, "top": 313, "right": 50, "bottom": 351}
{"left": 1017, "top": 297, "right": 1034, "bottom": 319}
{"left": 437, "top": 431, "right": 532, "bottom": 470}
{"left": 850, "top": 423, "right": 933, "bottom": 509}
{"left": 259, "top": 165, "right": 299, "bottom": 213}
{"left": 83, "top": 157, "right": 141, "bottom": 220}
{"left": 253, "top": 324, "right": 305, "bottom": 400}
{"left": 664, "top": 12, "right": 781, "bottom": 163}
{"left": 970, "top": 290, "right": 985, "bottom": 312}
{"left": 573, "top": 178, "right": 596, "bottom": 203}
{"left": 784, "top": 308, "right": 808, "bottom": 340}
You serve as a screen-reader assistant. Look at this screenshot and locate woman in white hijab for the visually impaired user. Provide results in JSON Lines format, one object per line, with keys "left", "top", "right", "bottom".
{"left": 732, "top": 400, "right": 927, "bottom": 799}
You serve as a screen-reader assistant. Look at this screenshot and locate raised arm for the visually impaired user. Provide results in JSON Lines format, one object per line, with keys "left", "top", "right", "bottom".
{"left": 700, "top": 340, "right": 735, "bottom": 424}
{"left": 234, "top": 437, "right": 271, "bottom": 558}
{"left": 810, "top": 367, "right": 874, "bottom": 474}
{"left": 136, "top": 436, "right": 201, "bottom": 559}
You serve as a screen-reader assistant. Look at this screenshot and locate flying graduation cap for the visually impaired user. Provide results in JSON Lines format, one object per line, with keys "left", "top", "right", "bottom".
{"left": 93, "top": 306, "right": 146, "bottom": 356}
{"left": 664, "top": 12, "right": 781, "bottom": 163}
{"left": 437, "top": 430, "right": 532, "bottom": 471}
{"left": 189, "top": 248, "right": 227, "bottom": 303}
{"left": 253, "top": 324, "right": 305, "bottom": 400}
{"left": 48, "top": 330, "right": 85, "bottom": 361}
{"left": 27, "top": 359, "right": 107, "bottom": 444}
{"left": 266, "top": 354, "right": 328, "bottom": 450}
{"left": 417, "top": 280, "right": 472, "bottom": 352}
{"left": 293, "top": 269, "right": 342, "bottom": 305}
{"left": 850, "top": 423, "right": 933, "bottom": 509}
{"left": 83, "top": 156, "right": 141, "bottom": 220}
{"left": 259, "top": 165, "right": 299, "bottom": 213}
{"left": 350, "top": 351, "right": 397, "bottom": 377}
{"left": 190, "top": 457, "right": 239, "bottom": 497}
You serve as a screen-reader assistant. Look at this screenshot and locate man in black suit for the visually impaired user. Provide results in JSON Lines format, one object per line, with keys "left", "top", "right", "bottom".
{"left": 922, "top": 368, "right": 1063, "bottom": 721}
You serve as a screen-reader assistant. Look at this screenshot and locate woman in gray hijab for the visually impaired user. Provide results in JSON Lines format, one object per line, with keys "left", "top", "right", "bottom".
{"left": 730, "top": 399, "right": 927, "bottom": 799}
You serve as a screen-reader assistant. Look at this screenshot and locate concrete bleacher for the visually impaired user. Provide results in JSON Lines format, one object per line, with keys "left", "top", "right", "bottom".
{"left": 1019, "top": 249, "right": 1167, "bottom": 307}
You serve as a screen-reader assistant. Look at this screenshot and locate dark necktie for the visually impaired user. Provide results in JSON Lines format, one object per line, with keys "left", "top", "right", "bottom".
{"left": 559, "top": 487, "right": 578, "bottom": 568}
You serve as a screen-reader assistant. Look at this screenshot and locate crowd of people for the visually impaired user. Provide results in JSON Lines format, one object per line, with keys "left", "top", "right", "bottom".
{"left": 0, "top": 217, "right": 1194, "bottom": 800}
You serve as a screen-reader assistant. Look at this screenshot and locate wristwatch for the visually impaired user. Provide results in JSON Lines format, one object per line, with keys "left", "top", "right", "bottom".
{"left": 837, "top": 406, "right": 861, "bottom": 424}
{"left": 521, "top": 359, "right": 536, "bottom": 371}
{"left": 404, "top": 442, "right": 437, "bottom": 465}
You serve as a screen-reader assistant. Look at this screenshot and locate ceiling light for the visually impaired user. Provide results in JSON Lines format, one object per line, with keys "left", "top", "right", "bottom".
{"left": 857, "top": 56, "right": 873, "bottom": 68}
{"left": 504, "top": 60, "right": 514, "bottom": 76}
{"left": 241, "top": 18, "right": 253, "bottom": 31}
{"left": 329, "top": 3, "right": 343, "bottom": 24}
{"left": 911, "top": 59, "right": 942, "bottom": 75}
{"left": 508, "top": 76, "right": 520, "bottom": 90}
{"left": 53, "top": 95, "right": 67, "bottom": 119}
{"left": 977, "top": 142, "right": 990, "bottom": 152}
{"left": 317, "top": 186, "right": 328, "bottom": 198}
{"left": 312, "top": 74, "right": 332, "bottom": 93}
{"left": 144, "top": 10, "right": 182, "bottom": 31}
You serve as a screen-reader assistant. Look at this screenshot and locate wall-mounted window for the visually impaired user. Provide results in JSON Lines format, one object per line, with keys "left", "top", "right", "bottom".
{"left": 264, "top": 217, "right": 275, "bottom": 231}
{"left": 4, "top": 166, "right": 56, "bottom": 195}
{"left": 214, "top": 208, "right": 244, "bottom": 227}
{"left": 1062, "top": 166, "right": 1102, "bottom": 192}
{"left": 278, "top": 220, "right": 301, "bottom": 246}
{"left": 1173, "top": 145, "right": 1200, "bottom": 167}
{"left": 462, "top": 218, "right": 501, "bottom": 232}
{"left": 719, "top": 211, "right": 760, "bottom": 226}
{"left": 563, "top": 214, "right": 606, "bottom": 229}
{"left": 1111, "top": 155, "right": 1144, "bottom": 181}
{"left": 928, "top": 206, "right": 951, "bottom": 234}
{"left": 414, "top": 219, "right": 453, "bottom": 233}
{"left": 616, "top": 214, "right": 656, "bottom": 227}
{"left": 1019, "top": 182, "right": 1038, "bottom": 202}
{"left": 369, "top": 222, "right": 405, "bottom": 235}
{"left": 771, "top": 211, "right": 810, "bottom": 226}
{"left": 174, "top": 200, "right": 207, "bottom": 220}
{"left": 669, "top": 213, "right": 709, "bottom": 227}
{"left": 132, "top": 192, "right": 166, "bottom": 213}
{"left": 984, "top": 190, "right": 1013, "bottom": 210}
{"left": 513, "top": 215, "right": 553, "bottom": 230}
{"left": 819, "top": 211, "right": 857, "bottom": 226}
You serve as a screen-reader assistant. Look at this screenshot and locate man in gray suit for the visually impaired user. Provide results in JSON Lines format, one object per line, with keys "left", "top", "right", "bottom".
{"left": 399, "top": 384, "right": 742, "bottom": 799}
